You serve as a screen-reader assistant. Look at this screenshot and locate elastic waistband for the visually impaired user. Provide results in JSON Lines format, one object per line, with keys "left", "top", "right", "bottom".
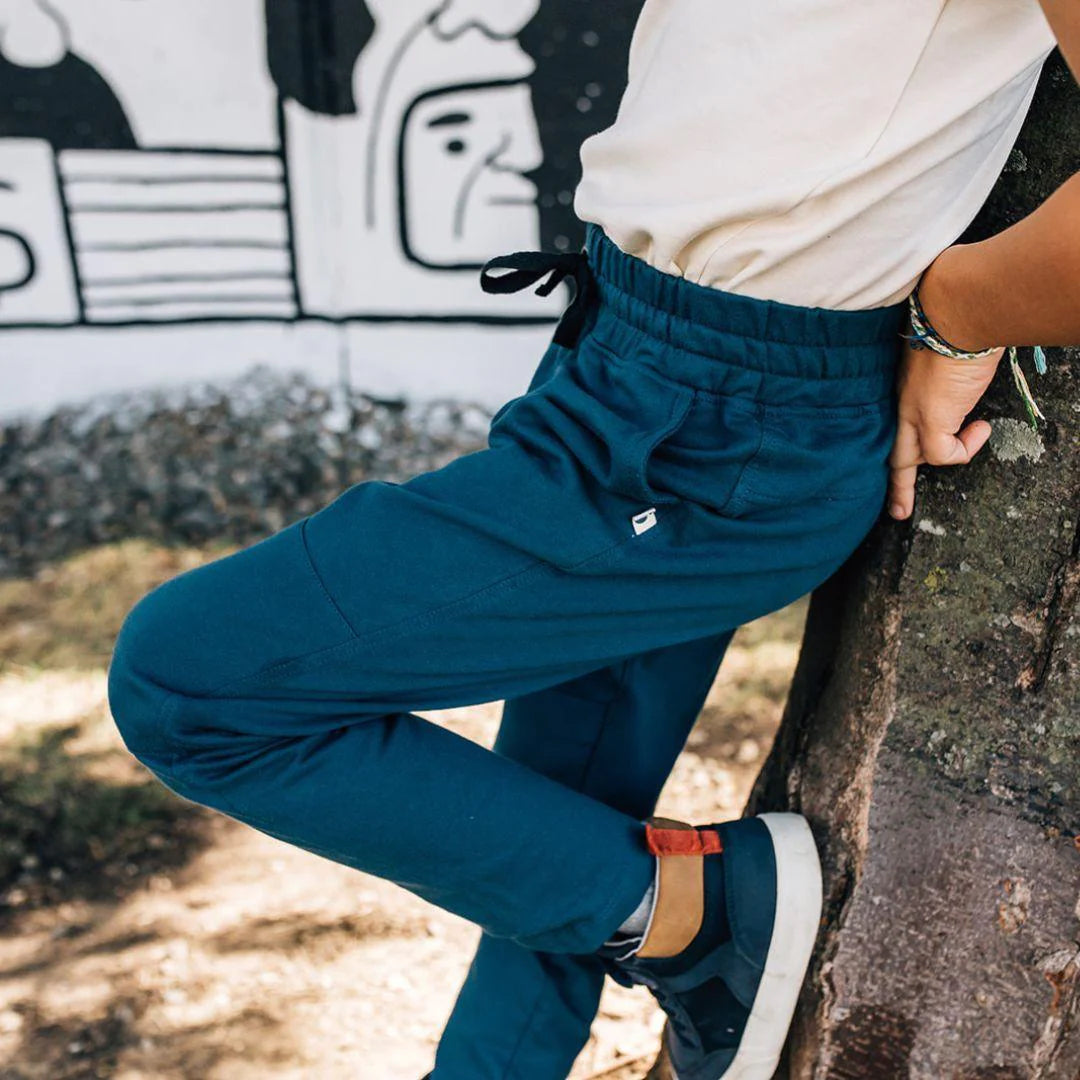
{"left": 582, "top": 222, "right": 907, "bottom": 405}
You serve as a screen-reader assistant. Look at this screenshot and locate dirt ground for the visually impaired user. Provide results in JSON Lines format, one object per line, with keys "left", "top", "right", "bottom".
{"left": 0, "top": 541, "right": 806, "bottom": 1080}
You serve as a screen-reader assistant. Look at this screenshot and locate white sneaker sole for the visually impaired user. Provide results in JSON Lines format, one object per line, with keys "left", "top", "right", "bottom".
{"left": 667, "top": 812, "right": 823, "bottom": 1080}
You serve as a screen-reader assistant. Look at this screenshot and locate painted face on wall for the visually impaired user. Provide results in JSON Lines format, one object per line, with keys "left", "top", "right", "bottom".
{"left": 429, "top": 0, "right": 541, "bottom": 40}
{"left": 347, "top": 0, "right": 541, "bottom": 249}
{"left": 277, "top": 0, "right": 545, "bottom": 310}
{"left": 400, "top": 80, "right": 540, "bottom": 268}
{"left": 362, "top": 0, "right": 540, "bottom": 44}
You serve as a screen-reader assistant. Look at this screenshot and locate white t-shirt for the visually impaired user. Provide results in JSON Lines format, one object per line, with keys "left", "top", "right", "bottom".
{"left": 573, "top": 0, "right": 1058, "bottom": 310}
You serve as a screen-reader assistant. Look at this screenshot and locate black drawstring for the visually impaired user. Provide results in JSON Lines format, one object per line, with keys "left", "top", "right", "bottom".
{"left": 479, "top": 248, "right": 596, "bottom": 349}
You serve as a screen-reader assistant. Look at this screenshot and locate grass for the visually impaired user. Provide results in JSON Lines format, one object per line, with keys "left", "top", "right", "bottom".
{"left": 0, "top": 538, "right": 235, "bottom": 675}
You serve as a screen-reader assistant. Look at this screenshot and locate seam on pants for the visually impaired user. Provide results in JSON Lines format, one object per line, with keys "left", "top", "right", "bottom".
{"left": 710, "top": 399, "right": 767, "bottom": 519}
{"left": 205, "top": 523, "right": 656, "bottom": 699}
{"left": 169, "top": 517, "right": 361, "bottom": 702}
{"left": 498, "top": 982, "right": 550, "bottom": 1080}
{"left": 575, "top": 656, "right": 632, "bottom": 794}
{"left": 148, "top": 688, "right": 185, "bottom": 775}
{"left": 147, "top": 688, "right": 259, "bottom": 820}
{"left": 299, "top": 516, "right": 361, "bottom": 638}
{"left": 203, "top": 556, "right": 554, "bottom": 697}
{"left": 110, "top": 639, "right": 190, "bottom": 779}
{"left": 498, "top": 657, "right": 635, "bottom": 1077}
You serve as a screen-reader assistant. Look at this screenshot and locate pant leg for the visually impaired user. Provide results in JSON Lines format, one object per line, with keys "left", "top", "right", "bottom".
{"left": 433, "top": 631, "right": 734, "bottom": 1080}
{"left": 107, "top": 320, "right": 883, "bottom": 957}
{"left": 106, "top": 504, "right": 658, "bottom": 957}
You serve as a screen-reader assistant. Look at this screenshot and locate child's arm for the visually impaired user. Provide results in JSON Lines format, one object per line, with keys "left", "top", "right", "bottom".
{"left": 919, "top": 173, "right": 1080, "bottom": 351}
{"left": 886, "top": 0, "right": 1079, "bottom": 521}
{"left": 1040, "top": 0, "right": 1080, "bottom": 84}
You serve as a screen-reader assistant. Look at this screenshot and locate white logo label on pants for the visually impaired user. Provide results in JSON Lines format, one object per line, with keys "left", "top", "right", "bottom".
{"left": 631, "top": 508, "right": 657, "bottom": 536}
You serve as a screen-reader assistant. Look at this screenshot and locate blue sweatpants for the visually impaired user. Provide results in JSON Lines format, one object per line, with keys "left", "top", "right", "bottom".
{"left": 107, "top": 222, "right": 906, "bottom": 1079}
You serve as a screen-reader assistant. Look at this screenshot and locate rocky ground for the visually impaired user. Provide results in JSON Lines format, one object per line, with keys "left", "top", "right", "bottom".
{"left": 0, "top": 539, "right": 806, "bottom": 1080}
{"left": 0, "top": 368, "right": 492, "bottom": 579}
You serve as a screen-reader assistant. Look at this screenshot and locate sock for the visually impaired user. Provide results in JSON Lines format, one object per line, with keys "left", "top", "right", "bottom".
{"left": 602, "top": 856, "right": 659, "bottom": 959}
{"left": 618, "top": 870, "right": 658, "bottom": 937}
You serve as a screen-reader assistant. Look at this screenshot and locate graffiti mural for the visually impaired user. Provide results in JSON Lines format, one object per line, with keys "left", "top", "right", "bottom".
{"left": 0, "top": 0, "right": 644, "bottom": 411}
{"left": 274, "top": 0, "right": 548, "bottom": 317}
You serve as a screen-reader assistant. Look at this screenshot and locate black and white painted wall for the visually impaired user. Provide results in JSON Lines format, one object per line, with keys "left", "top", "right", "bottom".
{"left": 0, "top": 0, "right": 643, "bottom": 417}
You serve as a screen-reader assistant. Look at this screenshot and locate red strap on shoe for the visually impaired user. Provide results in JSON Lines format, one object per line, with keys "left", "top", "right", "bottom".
{"left": 645, "top": 824, "right": 723, "bottom": 856}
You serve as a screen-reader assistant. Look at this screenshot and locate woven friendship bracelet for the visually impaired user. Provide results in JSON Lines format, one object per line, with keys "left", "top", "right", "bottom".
{"left": 904, "top": 280, "right": 1049, "bottom": 430}
{"left": 906, "top": 284, "right": 999, "bottom": 359}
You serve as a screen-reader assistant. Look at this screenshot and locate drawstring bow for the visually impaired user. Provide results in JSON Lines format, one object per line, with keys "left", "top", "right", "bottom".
{"left": 479, "top": 248, "right": 596, "bottom": 349}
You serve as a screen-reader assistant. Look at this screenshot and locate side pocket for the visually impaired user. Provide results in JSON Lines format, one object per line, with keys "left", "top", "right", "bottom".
{"left": 721, "top": 398, "right": 896, "bottom": 519}
{"left": 633, "top": 383, "right": 697, "bottom": 507}
{"left": 571, "top": 339, "right": 699, "bottom": 509}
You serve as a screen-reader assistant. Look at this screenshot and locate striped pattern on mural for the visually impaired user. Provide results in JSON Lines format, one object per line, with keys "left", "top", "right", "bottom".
{"left": 58, "top": 150, "right": 298, "bottom": 323}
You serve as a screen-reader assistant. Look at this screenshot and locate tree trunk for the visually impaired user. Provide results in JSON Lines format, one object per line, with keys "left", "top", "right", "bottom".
{"left": 746, "top": 51, "right": 1080, "bottom": 1079}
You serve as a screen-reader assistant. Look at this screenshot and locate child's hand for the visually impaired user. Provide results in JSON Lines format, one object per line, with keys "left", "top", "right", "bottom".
{"left": 886, "top": 339, "right": 1003, "bottom": 520}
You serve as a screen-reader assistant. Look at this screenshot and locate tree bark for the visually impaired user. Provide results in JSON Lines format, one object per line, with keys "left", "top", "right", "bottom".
{"left": 746, "top": 51, "right": 1080, "bottom": 1079}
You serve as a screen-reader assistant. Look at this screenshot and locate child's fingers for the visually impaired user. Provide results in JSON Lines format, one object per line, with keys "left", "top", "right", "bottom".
{"left": 888, "top": 416, "right": 921, "bottom": 469}
{"left": 889, "top": 419, "right": 991, "bottom": 520}
{"left": 888, "top": 463, "right": 918, "bottom": 519}
{"left": 920, "top": 427, "right": 976, "bottom": 467}
{"left": 958, "top": 418, "right": 993, "bottom": 459}
{"left": 921, "top": 419, "right": 992, "bottom": 467}
{"left": 887, "top": 418, "right": 922, "bottom": 520}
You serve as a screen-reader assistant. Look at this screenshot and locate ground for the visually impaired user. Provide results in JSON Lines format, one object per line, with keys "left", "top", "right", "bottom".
{"left": 0, "top": 541, "right": 805, "bottom": 1080}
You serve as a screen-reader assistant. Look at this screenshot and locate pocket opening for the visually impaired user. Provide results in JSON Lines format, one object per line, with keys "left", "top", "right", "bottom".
{"left": 631, "top": 385, "right": 697, "bottom": 507}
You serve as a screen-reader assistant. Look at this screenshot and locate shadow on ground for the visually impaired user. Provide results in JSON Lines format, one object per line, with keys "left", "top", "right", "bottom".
{"left": 0, "top": 719, "right": 214, "bottom": 923}
{"left": 0, "top": 541, "right": 230, "bottom": 925}
{"left": 0, "top": 992, "right": 292, "bottom": 1080}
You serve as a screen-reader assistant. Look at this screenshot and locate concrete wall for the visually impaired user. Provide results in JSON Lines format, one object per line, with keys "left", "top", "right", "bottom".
{"left": 0, "top": 0, "right": 643, "bottom": 418}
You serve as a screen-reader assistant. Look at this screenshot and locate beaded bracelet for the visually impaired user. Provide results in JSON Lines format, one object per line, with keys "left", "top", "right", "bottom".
{"left": 905, "top": 281, "right": 1048, "bottom": 430}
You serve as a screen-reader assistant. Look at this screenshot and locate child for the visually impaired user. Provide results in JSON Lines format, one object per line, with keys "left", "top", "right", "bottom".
{"left": 108, "top": 1, "right": 1080, "bottom": 1077}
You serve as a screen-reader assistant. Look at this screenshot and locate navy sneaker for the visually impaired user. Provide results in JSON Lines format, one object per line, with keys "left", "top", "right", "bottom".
{"left": 598, "top": 813, "right": 822, "bottom": 1080}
